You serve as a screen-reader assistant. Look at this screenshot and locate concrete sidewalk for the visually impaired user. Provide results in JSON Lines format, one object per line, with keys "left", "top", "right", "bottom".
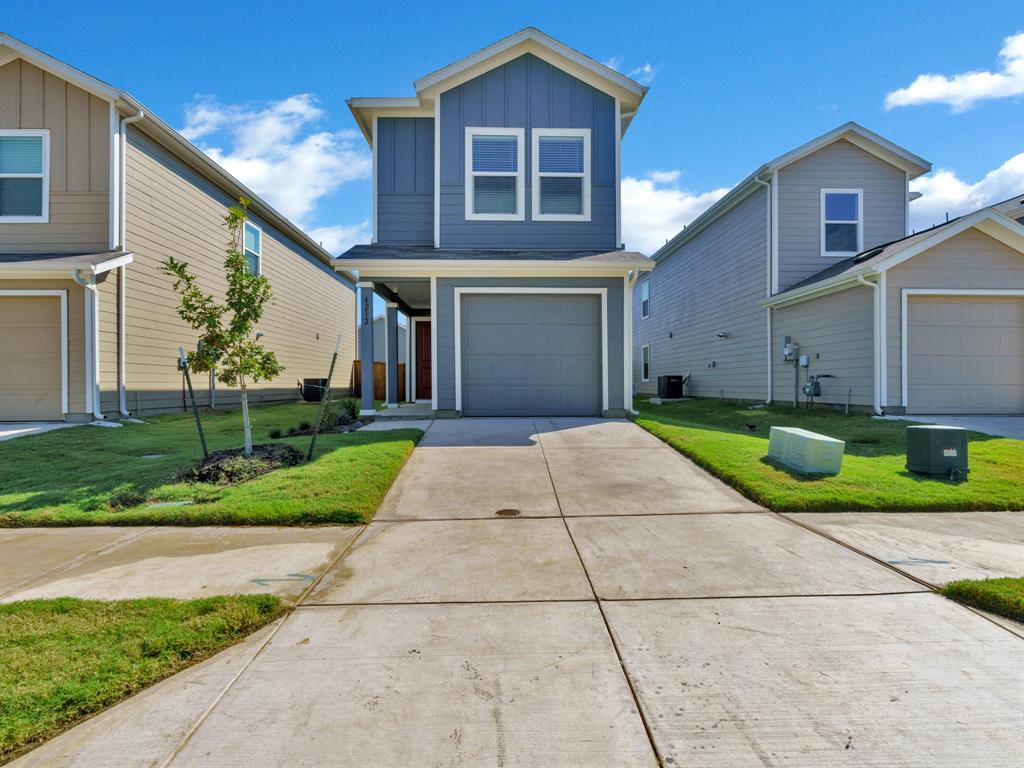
{"left": 9, "top": 418, "right": 1024, "bottom": 767}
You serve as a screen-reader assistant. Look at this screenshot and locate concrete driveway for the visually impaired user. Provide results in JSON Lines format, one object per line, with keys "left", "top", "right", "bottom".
{"left": 881, "top": 413, "right": 1024, "bottom": 440}
{"left": 10, "top": 418, "right": 1024, "bottom": 767}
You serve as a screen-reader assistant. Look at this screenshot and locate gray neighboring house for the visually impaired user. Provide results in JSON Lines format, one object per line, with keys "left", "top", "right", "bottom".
{"left": 634, "top": 123, "right": 1024, "bottom": 415}
{"left": 335, "top": 28, "right": 653, "bottom": 417}
{"left": 372, "top": 315, "right": 407, "bottom": 364}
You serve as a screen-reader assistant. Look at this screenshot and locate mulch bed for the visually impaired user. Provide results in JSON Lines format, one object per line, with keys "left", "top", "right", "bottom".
{"left": 178, "top": 444, "right": 304, "bottom": 485}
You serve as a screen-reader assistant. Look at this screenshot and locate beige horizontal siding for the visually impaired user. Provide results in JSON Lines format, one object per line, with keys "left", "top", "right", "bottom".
{"left": 885, "top": 228, "right": 1024, "bottom": 408}
{"left": 0, "top": 58, "right": 109, "bottom": 252}
{"left": 119, "top": 126, "right": 355, "bottom": 416}
{"left": 772, "top": 285, "right": 876, "bottom": 408}
{"left": 0, "top": 278, "right": 87, "bottom": 416}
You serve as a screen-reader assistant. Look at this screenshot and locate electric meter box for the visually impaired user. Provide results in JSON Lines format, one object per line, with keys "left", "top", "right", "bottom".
{"left": 768, "top": 426, "right": 845, "bottom": 475}
{"left": 906, "top": 425, "right": 969, "bottom": 481}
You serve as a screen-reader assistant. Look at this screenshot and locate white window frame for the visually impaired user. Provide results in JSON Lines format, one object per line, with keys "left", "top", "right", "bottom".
{"left": 0, "top": 129, "right": 50, "bottom": 223}
{"left": 531, "top": 127, "right": 591, "bottom": 222}
{"left": 640, "top": 280, "right": 650, "bottom": 319}
{"left": 820, "top": 188, "right": 863, "bottom": 258}
{"left": 243, "top": 220, "right": 262, "bottom": 275}
{"left": 641, "top": 344, "right": 650, "bottom": 383}
{"left": 464, "top": 127, "right": 525, "bottom": 222}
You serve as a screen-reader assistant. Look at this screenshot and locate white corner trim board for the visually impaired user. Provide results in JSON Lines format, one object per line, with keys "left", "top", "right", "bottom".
{"left": 430, "top": 277, "right": 438, "bottom": 411}
{"left": 899, "top": 288, "right": 1024, "bottom": 411}
{"left": 0, "top": 289, "right": 68, "bottom": 414}
{"left": 452, "top": 287, "right": 609, "bottom": 414}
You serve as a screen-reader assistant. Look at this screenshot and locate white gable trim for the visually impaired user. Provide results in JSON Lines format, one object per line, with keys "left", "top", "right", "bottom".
{"left": 875, "top": 209, "right": 1024, "bottom": 272}
{"left": 771, "top": 121, "right": 930, "bottom": 179}
{"left": 0, "top": 34, "right": 119, "bottom": 102}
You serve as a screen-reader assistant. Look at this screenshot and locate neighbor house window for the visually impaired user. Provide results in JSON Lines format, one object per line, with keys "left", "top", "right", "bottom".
{"left": 641, "top": 280, "right": 650, "bottom": 319}
{"left": 0, "top": 130, "right": 49, "bottom": 222}
{"left": 243, "top": 221, "right": 262, "bottom": 275}
{"left": 641, "top": 344, "right": 650, "bottom": 382}
{"left": 532, "top": 128, "right": 590, "bottom": 221}
{"left": 464, "top": 127, "right": 524, "bottom": 221}
{"left": 821, "top": 188, "right": 862, "bottom": 256}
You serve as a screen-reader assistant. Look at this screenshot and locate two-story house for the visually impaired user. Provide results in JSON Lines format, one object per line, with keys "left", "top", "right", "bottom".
{"left": 334, "top": 28, "right": 652, "bottom": 417}
{"left": 0, "top": 33, "right": 356, "bottom": 422}
{"left": 635, "top": 122, "right": 1024, "bottom": 415}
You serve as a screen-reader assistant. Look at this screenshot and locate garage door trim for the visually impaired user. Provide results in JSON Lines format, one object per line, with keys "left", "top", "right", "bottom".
{"left": 453, "top": 287, "right": 608, "bottom": 413}
{"left": 901, "top": 288, "right": 1024, "bottom": 412}
{"left": 0, "top": 289, "right": 68, "bottom": 415}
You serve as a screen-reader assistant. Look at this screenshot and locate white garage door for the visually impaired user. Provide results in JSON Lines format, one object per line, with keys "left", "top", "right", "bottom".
{"left": 0, "top": 296, "right": 64, "bottom": 421}
{"left": 907, "top": 295, "right": 1024, "bottom": 414}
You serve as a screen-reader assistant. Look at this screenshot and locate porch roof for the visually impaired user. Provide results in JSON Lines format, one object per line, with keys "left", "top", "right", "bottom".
{"left": 0, "top": 250, "right": 134, "bottom": 276}
{"left": 334, "top": 243, "right": 651, "bottom": 269}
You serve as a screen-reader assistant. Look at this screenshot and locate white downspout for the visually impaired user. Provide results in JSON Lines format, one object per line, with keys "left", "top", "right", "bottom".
{"left": 753, "top": 176, "right": 773, "bottom": 404}
{"left": 72, "top": 270, "right": 104, "bottom": 420}
{"left": 116, "top": 108, "right": 144, "bottom": 416}
{"left": 626, "top": 269, "right": 640, "bottom": 414}
{"left": 856, "top": 273, "right": 883, "bottom": 415}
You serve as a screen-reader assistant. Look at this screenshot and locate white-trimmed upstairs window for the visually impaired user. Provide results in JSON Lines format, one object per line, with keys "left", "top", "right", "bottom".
{"left": 641, "top": 344, "right": 650, "bottom": 383}
{"left": 0, "top": 129, "right": 49, "bottom": 222}
{"left": 464, "top": 127, "right": 524, "bottom": 221}
{"left": 243, "top": 220, "right": 262, "bottom": 275}
{"left": 532, "top": 128, "right": 590, "bottom": 221}
{"left": 821, "top": 188, "right": 862, "bottom": 257}
{"left": 640, "top": 280, "right": 650, "bottom": 319}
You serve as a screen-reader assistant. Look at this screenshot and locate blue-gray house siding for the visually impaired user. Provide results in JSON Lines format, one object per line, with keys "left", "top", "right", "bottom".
{"left": 438, "top": 53, "right": 617, "bottom": 250}
{"left": 377, "top": 117, "right": 434, "bottom": 244}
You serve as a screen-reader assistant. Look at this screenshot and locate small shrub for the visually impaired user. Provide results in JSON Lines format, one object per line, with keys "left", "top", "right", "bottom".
{"left": 339, "top": 397, "right": 359, "bottom": 424}
{"left": 298, "top": 420, "right": 312, "bottom": 432}
{"left": 179, "top": 444, "right": 303, "bottom": 485}
{"left": 268, "top": 428, "right": 283, "bottom": 440}
{"left": 108, "top": 483, "right": 148, "bottom": 510}
{"left": 320, "top": 408, "right": 340, "bottom": 431}
{"left": 287, "top": 426, "right": 299, "bottom": 436}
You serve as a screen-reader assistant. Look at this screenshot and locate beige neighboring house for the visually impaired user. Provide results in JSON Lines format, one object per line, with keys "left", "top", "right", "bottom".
{"left": 635, "top": 122, "right": 1024, "bottom": 416}
{"left": 0, "top": 33, "right": 356, "bottom": 422}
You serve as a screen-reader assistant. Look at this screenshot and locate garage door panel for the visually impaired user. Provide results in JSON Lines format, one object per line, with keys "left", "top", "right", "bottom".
{"left": 907, "top": 296, "right": 1024, "bottom": 414}
{"left": 0, "top": 296, "right": 63, "bottom": 421}
{"left": 461, "top": 294, "right": 602, "bottom": 417}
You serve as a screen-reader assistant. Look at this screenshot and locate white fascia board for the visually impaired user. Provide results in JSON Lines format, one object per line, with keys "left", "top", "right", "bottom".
{"left": 0, "top": 33, "right": 121, "bottom": 102}
{"left": 763, "top": 272, "right": 874, "bottom": 309}
{"left": 332, "top": 259, "right": 652, "bottom": 279}
{"left": 414, "top": 29, "right": 645, "bottom": 109}
{"left": 91, "top": 253, "right": 134, "bottom": 275}
{"left": 347, "top": 98, "right": 434, "bottom": 146}
{"left": 769, "top": 121, "right": 931, "bottom": 179}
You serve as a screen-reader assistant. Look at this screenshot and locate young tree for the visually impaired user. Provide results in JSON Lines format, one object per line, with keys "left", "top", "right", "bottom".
{"left": 163, "top": 198, "right": 281, "bottom": 455}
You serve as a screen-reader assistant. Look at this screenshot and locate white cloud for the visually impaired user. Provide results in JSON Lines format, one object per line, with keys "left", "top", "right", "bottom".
{"left": 910, "top": 152, "right": 1024, "bottom": 230}
{"left": 179, "top": 94, "right": 371, "bottom": 243}
{"left": 885, "top": 32, "right": 1024, "bottom": 112}
{"left": 628, "top": 63, "right": 657, "bottom": 85}
{"left": 603, "top": 56, "right": 657, "bottom": 84}
{"left": 307, "top": 221, "right": 371, "bottom": 254}
{"left": 622, "top": 173, "right": 730, "bottom": 254}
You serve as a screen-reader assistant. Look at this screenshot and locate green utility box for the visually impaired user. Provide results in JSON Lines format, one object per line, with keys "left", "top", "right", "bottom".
{"left": 906, "top": 425, "right": 969, "bottom": 482}
{"left": 768, "top": 426, "right": 845, "bottom": 475}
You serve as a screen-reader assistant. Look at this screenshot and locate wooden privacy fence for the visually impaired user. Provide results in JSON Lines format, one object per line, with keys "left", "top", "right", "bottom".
{"left": 351, "top": 361, "right": 406, "bottom": 402}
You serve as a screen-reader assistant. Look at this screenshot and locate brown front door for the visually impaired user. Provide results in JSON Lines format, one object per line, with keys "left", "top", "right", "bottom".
{"left": 415, "top": 321, "right": 432, "bottom": 400}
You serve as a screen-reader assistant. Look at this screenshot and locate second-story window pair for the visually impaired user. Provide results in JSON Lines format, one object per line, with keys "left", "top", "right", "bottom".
{"left": 465, "top": 127, "right": 591, "bottom": 222}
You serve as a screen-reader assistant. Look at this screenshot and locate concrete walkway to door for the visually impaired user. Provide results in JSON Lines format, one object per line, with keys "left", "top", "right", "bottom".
{"left": 11, "top": 418, "right": 1024, "bottom": 767}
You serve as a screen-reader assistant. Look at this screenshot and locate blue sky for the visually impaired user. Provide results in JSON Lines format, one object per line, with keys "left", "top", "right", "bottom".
{"left": 6, "top": 0, "right": 1022, "bottom": 255}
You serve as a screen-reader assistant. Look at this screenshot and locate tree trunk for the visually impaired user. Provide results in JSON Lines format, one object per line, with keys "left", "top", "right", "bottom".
{"left": 239, "top": 375, "right": 253, "bottom": 456}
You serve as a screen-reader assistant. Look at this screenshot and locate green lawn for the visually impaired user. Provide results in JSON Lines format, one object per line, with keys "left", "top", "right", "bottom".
{"left": 0, "top": 595, "right": 284, "bottom": 763}
{"left": 941, "top": 578, "right": 1024, "bottom": 624}
{"left": 0, "top": 403, "right": 421, "bottom": 526}
{"left": 634, "top": 399, "right": 1024, "bottom": 512}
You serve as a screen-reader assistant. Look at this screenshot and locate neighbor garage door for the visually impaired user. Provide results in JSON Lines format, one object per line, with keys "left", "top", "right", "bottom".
{"left": 0, "top": 296, "right": 63, "bottom": 421}
{"left": 460, "top": 293, "right": 602, "bottom": 416}
{"left": 906, "top": 295, "right": 1024, "bottom": 414}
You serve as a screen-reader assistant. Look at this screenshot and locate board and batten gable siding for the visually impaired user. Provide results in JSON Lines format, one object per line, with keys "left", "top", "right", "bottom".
{"left": 438, "top": 53, "right": 617, "bottom": 250}
{"left": 777, "top": 139, "right": 906, "bottom": 292}
{"left": 377, "top": 117, "right": 434, "bottom": 244}
{"left": 633, "top": 187, "right": 768, "bottom": 401}
{"left": 885, "top": 228, "right": 1024, "bottom": 408}
{"left": 119, "top": 127, "right": 355, "bottom": 414}
{"left": 0, "top": 58, "right": 109, "bottom": 252}
{"left": 434, "top": 276, "right": 625, "bottom": 411}
{"left": 771, "top": 285, "right": 876, "bottom": 408}
{"left": 0, "top": 277, "right": 87, "bottom": 415}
